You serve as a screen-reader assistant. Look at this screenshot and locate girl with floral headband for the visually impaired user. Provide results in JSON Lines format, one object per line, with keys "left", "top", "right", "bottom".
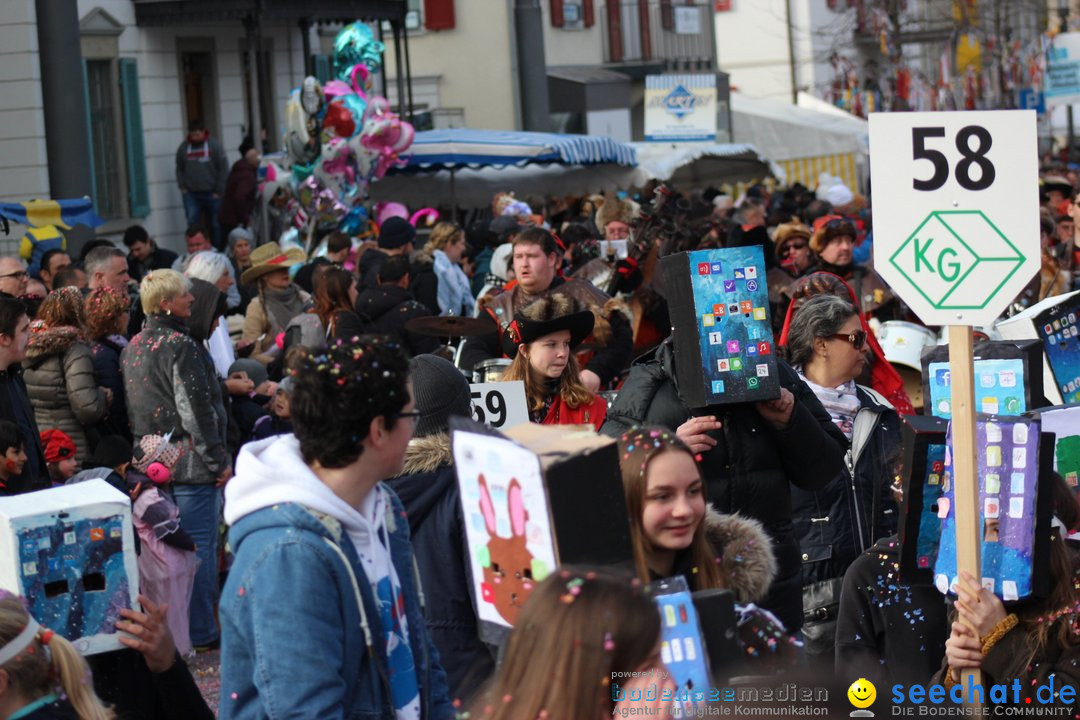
{"left": 618, "top": 426, "right": 799, "bottom": 672}
{"left": 0, "top": 592, "right": 113, "bottom": 719}
{"left": 470, "top": 569, "right": 674, "bottom": 720}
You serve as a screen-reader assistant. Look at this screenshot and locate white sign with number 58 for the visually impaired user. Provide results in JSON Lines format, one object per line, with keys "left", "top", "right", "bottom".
{"left": 469, "top": 381, "right": 530, "bottom": 429}
{"left": 869, "top": 110, "right": 1039, "bottom": 326}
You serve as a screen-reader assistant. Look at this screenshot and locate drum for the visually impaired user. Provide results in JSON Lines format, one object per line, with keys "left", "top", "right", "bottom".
{"left": 876, "top": 321, "right": 938, "bottom": 371}
{"left": 473, "top": 358, "right": 512, "bottom": 383}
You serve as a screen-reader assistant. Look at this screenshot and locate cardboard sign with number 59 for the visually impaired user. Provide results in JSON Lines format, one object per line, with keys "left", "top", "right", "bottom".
{"left": 869, "top": 110, "right": 1039, "bottom": 326}
{"left": 469, "top": 381, "right": 530, "bottom": 429}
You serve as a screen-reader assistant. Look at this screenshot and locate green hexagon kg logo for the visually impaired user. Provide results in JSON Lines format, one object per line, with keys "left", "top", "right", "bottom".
{"left": 888, "top": 210, "right": 1025, "bottom": 310}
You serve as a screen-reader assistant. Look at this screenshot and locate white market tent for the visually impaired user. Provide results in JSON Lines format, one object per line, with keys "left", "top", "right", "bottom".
{"left": 731, "top": 91, "right": 869, "bottom": 193}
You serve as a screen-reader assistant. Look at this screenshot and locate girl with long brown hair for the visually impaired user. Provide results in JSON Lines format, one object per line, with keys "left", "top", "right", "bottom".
{"left": 313, "top": 267, "right": 362, "bottom": 342}
{"left": 500, "top": 294, "right": 608, "bottom": 430}
{"left": 0, "top": 593, "right": 113, "bottom": 719}
{"left": 470, "top": 569, "right": 673, "bottom": 720}
{"left": 935, "top": 472, "right": 1080, "bottom": 710}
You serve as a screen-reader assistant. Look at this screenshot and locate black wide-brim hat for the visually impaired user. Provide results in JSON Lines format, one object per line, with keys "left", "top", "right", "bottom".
{"left": 502, "top": 309, "right": 595, "bottom": 359}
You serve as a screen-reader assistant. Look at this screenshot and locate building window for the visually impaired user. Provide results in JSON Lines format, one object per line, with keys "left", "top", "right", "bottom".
{"left": 406, "top": 0, "right": 422, "bottom": 30}
{"left": 85, "top": 60, "right": 124, "bottom": 219}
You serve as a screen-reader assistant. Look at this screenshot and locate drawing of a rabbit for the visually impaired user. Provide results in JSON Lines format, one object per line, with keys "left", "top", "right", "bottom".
{"left": 478, "top": 474, "right": 536, "bottom": 625}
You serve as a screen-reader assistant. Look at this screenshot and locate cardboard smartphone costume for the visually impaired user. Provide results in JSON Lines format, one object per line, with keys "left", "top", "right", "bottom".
{"left": 0, "top": 480, "right": 138, "bottom": 654}
{"left": 1030, "top": 404, "right": 1080, "bottom": 541}
{"left": 997, "top": 289, "right": 1080, "bottom": 406}
{"left": 652, "top": 576, "right": 712, "bottom": 713}
{"left": 920, "top": 339, "right": 1046, "bottom": 419}
{"left": 660, "top": 246, "right": 779, "bottom": 408}
{"left": 897, "top": 415, "right": 949, "bottom": 585}
{"left": 933, "top": 417, "right": 1053, "bottom": 602}
{"left": 1030, "top": 293, "right": 1080, "bottom": 405}
{"left": 451, "top": 418, "right": 633, "bottom": 644}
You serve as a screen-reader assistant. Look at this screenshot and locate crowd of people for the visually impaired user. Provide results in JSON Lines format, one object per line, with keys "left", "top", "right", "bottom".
{"left": 0, "top": 165, "right": 1077, "bottom": 719}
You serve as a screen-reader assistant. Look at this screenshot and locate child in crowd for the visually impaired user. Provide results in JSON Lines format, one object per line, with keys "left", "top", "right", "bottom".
{"left": 39, "top": 429, "right": 77, "bottom": 486}
{"left": 0, "top": 420, "right": 28, "bottom": 496}
{"left": 0, "top": 592, "right": 114, "bottom": 719}
{"left": 250, "top": 376, "right": 294, "bottom": 441}
{"left": 68, "top": 435, "right": 132, "bottom": 496}
{"left": 932, "top": 472, "right": 1080, "bottom": 713}
{"left": 618, "top": 426, "right": 799, "bottom": 672}
{"left": 128, "top": 434, "right": 199, "bottom": 657}
{"left": 470, "top": 569, "right": 674, "bottom": 719}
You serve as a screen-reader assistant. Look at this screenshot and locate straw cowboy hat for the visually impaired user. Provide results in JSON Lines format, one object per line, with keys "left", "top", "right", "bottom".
{"left": 241, "top": 242, "right": 307, "bottom": 285}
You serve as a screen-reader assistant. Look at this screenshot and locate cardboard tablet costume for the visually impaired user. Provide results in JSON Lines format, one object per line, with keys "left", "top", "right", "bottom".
{"left": 652, "top": 577, "right": 712, "bottom": 713}
{"left": 1029, "top": 293, "right": 1080, "bottom": 405}
{"left": 897, "top": 415, "right": 949, "bottom": 586}
{"left": 920, "top": 339, "right": 1046, "bottom": 419}
{"left": 932, "top": 417, "right": 1053, "bottom": 601}
{"left": 0, "top": 480, "right": 138, "bottom": 654}
{"left": 451, "top": 418, "right": 632, "bottom": 644}
{"left": 997, "top": 289, "right": 1080, "bottom": 406}
{"left": 659, "top": 246, "right": 780, "bottom": 409}
{"left": 1030, "top": 404, "right": 1080, "bottom": 541}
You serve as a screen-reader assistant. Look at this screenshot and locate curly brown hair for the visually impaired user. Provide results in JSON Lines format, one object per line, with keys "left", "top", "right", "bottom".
{"left": 36, "top": 286, "right": 85, "bottom": 329}
{"left": 83, "top": 286, "right": 130, "bottom": 340}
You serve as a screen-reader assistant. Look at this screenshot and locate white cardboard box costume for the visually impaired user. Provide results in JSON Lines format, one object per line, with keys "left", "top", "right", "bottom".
{"left": 0, "top": 480, "right": 138, "bottom": 654}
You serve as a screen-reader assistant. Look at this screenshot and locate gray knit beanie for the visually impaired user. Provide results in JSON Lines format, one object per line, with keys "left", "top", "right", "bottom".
{"left": 409, "top": 354, "right": 472, "bottom": 438}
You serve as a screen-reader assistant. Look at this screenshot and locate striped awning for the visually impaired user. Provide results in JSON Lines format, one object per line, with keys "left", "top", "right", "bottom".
{"left": 394, "top": 129, "right": 638, "bottom": 172}
{"left": 778, "top": 153, "right": 859, "bottom": 195}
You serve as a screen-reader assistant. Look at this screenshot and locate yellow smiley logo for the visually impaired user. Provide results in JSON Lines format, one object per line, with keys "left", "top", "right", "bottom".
{"left": 847, "top": 678, "right": 876, "bottom": 709}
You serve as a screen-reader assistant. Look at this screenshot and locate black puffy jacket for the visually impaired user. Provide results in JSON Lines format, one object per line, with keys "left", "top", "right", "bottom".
{"left": 386, "top": 433, "right": 495, "bottom": 702}
{"left": 792, "top": 385, "right": 902, "bottom": 585}
{"left": 600, "top": 338, "right": 847, "bottom": 633}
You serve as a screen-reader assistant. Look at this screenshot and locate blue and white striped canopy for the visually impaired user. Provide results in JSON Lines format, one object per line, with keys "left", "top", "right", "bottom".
{"left": 396, "top": 128, "right": 637, "bottom": 171}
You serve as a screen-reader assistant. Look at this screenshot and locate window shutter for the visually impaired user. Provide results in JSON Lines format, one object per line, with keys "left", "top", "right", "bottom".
{"left": 81, "top": 60, "right": 98, "bottom": 214}
{"left": 551, "top": 0, "right": 565, "bottom": 27}
{"left": 312, "top": 54, "right": 331, "bottom": 84}
{"left": 424, "top": 0, "right": 455, "bottom": 30}
{"left": 119, "top": 58, "right": 150, "bottom": 219}
{"left": 660, "top": 0, "right": 674, "bottom": 30}
{"left": 583, "top": 0, "right": 595, "bottom": 27}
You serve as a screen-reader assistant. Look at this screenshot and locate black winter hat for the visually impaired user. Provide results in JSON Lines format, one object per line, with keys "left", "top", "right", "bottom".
{"left": 378, "top": 217, "right": 416, "bottom": 250}
{"left": 409, "top": 354, "right": 473, "bottom": 438}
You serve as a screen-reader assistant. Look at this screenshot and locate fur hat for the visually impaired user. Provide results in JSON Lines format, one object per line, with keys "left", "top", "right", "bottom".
{"left": 772, "top": 221, "right": 813, "bottom": 259}
{"left": 809, "top": 215, "right": 857, "bottom": 254}
{"left": 594, "top": 193, "right": 639, "bottom": 230}
{"left": 502, "top": 293, "right": 595, "bottom": 358}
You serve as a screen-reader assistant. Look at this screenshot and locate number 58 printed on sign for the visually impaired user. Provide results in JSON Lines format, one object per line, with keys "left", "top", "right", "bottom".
{"left": 869, "top": 110, "right": 1039, "bottom": 327}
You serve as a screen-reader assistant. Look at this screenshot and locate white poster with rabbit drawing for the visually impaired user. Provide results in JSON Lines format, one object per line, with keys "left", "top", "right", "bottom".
{"left": 453, "top": 431, "right": 557, "bottom": 628}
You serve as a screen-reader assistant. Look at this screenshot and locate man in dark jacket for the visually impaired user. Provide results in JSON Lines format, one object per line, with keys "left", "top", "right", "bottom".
{"left": 176, "top": 120, "right": 229, "bottom": 250}
{"left": 0, "top": 296, "right": 47, "bottom": 492}
{"left": 356, "top": 255, "right": 441, "bottom": 357}
{"left": 218, "top": 137, "right": 259, "bottom": 242}
{"left": 123, "top": 225, "right": 178, "bottom": 283}
{"left": 357, "top": 217, "right": 440, "bottom": 315}
{"left": 387, "top": 355, "right": 494, "bottom": 701}
{"left": 460, "top": 227, "right": 633, "bottom": 391}
{"left": 600, "top": 337, "right": 847, "bottom": 636}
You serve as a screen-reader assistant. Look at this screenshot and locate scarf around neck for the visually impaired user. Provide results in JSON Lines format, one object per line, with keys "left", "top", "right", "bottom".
{"left": 262, "top": 284, "right": 307, "bottom": 333}
{"left": 797, "top": 367, "right": 861, "bottom": 440}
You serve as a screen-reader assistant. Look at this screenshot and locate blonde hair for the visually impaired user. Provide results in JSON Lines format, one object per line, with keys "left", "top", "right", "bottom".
{"left": 0, "top": 595, "right": 113, "bottom": 720}
{"left": 423, "top": 222, "right": 462, "bottom": 254}
{"left": 139, "top": 269, "right": 190, "bottom": 315}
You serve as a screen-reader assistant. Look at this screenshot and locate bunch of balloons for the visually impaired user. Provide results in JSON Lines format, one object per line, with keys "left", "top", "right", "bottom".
{"left": 282, "top": 22, "right": 415, "bottom": 233}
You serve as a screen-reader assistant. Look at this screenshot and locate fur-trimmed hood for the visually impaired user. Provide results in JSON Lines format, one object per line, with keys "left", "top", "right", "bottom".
{"left": 704, "top": 507, "right": 777, "bottom": 604}
{"left": 400, "top": 432, "right": 453, "bottom": 476}
{"left": 25, "top": 324, "right": 85, "bottom": 361}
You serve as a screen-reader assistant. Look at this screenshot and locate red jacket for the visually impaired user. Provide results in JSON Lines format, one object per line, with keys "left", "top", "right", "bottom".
{"left": 542, "top": 394, "right": 608, "bottom": 431}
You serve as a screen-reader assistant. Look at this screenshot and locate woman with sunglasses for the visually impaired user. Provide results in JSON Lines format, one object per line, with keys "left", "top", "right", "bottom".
{"left": 781, "top": 293, "right": 902, "bottom": 663}
{"left": 767, "top": 220, "right": 816, "bottom": 332}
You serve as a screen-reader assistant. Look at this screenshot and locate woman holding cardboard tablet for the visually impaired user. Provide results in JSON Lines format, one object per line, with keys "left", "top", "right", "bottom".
{"left": 500, "top": 294, "right": 609, "bottom": 431}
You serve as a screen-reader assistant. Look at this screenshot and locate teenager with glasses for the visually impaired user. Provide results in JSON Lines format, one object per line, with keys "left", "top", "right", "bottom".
{"left": 780, "top": 293, "right": 902, "bottom": 663}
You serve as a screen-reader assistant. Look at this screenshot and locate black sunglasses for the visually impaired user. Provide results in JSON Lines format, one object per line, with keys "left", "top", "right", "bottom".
{"left": 829, "top": 329, "right": 868, "bottom": 350}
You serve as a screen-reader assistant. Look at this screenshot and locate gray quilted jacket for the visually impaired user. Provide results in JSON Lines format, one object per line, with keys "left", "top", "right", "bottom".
{"left": 121, "top": 314, "right": 228, "bottom": 484}
{"left": 23, "top": 325, "right": 107, "bottom": 466}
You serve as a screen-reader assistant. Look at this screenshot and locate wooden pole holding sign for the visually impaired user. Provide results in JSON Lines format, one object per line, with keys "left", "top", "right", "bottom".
{"left": 946, "top": 325, "right": 982, "bottom": 693}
